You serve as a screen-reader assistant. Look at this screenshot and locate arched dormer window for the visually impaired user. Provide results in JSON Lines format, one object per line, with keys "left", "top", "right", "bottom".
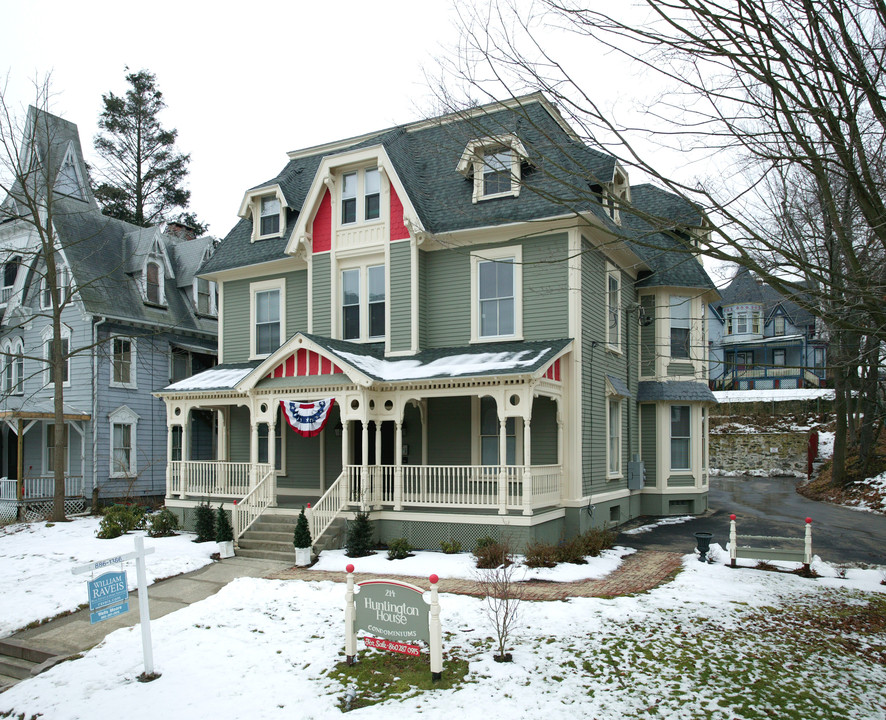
{"left": 3, "top": 338, "right": 24, "bottom": 395}
{"left": 457, "top": 135, "right": 528, "bottom": 203}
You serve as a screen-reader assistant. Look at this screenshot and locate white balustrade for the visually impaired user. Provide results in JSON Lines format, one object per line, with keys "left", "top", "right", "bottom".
{"left": 168, "top": 461, "right": 266, "bottom": 499}
{"left": 308, "top": 470, "right": 348, "bottom": 544}
{"left": 232, "top": 466, "right": 275, "bottom": 541}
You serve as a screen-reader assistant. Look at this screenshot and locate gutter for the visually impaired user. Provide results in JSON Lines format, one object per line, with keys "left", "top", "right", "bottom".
{"left": 92, "top": 316, "right": 107, "bottom": 504}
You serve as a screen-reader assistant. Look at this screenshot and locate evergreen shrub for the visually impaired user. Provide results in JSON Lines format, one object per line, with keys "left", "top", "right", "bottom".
{"left": 193, "top": 503, "right": 215, "bottom": 542}
{"left": 387, "top": 537, "right": 412, "bottom": 560}
{"left": 215, "top": 505, "right": 233, "bottom": 543}
{"left": 96, "top": 504, "right": 141, "bottom": 539}
{"left": 346, "top": 512, "right": 375, "bottom": 558}
{"left": 293, "top": 507, "right": 312, "bottom": 548}
{"left": 523, "top": 540, "right": 558, "bottom": 568}
{"left": 440, "top": 539, "right": 462, "bottom": 554}
{"left": 147, "top": 508, "right": 180, "bottom": 538}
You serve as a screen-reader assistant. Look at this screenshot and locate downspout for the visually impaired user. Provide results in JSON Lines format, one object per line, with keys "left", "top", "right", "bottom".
{"left": 92, "top": 317, "right": 107, "bottom": 509}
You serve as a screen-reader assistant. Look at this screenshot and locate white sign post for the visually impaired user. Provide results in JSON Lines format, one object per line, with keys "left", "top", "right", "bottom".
{"left": 72, "top": 536, "right": 157, "bottom": 676}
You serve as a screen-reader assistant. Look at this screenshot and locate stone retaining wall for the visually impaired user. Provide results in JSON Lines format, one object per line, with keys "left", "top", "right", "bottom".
{"left": 710, "top": 432, "right": 809, "bottom": 476}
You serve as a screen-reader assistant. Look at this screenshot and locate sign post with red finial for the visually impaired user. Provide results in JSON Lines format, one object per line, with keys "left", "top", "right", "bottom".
{"left": 729, "top": 514, "right": 738, "bottom": 567}
{"left": 429, "top": 574, "right": 442, "bottom": 680}
{"left": 345, "top": 564, "right": 356, "bottom": 665}
{"left": 803, "top": 518, "right": 813, "bottom": 571}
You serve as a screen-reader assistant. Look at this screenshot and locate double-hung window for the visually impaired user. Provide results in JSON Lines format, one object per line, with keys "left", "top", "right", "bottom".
{"left": 46, "top": 423, "right": 69, "bottom": 474}
{"left": 773, "top": 349, "right": 786, "bottom": 366}
{"left": 260, "top": 195, "right": 281, "bottom": 236}
{"left": 146, "top": 262, "right": 161, "bottom": 304}
{"left": 255, "top": 289, "right": 281, "bottom": 355}
{"left": 341, "top": 168, "right": 380, "bottom": 225}
{"left": 195, "top": 277, "right": 216, "bottom": 315}
{"left": 773, "top": 316, "right": 785, "bottom": 336}
{"left": 670, "top": 296, "right": 691, "bottom": 359}
{"left": 113, "top": 423, "right": 132, "bottom": 475}
{"left": 606, "top": 264, "right": 621, "bottom": 350}
{"left": 670, "top": 405, "right": 691, "bottom": 471}
{"left": 735, "top": 312, "right": 748, "bottom": 334}
{"left": 341, "top": 264, "right": 385, "bottom": 341}
{"left": 46, "top": 335, "right": 69, "bottom": 386}
{"left": 479, "top": 259, "right": 514, "bottom": 338}
{"left": 608, "top": 399, "right": 621, "bottom": 476}
{"left": 111, "top": 338, "right": 135, "bottom": 387}
{"left": 483, "top": 150, "right": 512, "bottom": 196}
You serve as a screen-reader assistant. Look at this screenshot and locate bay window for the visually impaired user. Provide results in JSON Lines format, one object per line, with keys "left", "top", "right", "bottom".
{"left": 670, "top": 296, "right": 691, "bottom": 359}
{"left": 670, "top": 405, "right": 691, "bottom": 471}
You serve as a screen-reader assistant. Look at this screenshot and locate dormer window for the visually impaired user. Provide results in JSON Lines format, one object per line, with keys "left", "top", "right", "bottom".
{"left": 2, "top": 255, "right": 20, "bottom": 303}
{"left": 54, "top": 146, "right": 85, "bottom": 200}
{"left": 341, "top": 168, "right": 381, "bottom": 225}
{"left": 605, "top": 170, "right": 630, "bottom": 224}
{"left": 146, "top": 261, "right": 162, "bottom": 305}
{"left": 40, "top": 266, "right": 70, "bottom": 310}
{"left": 194, "top": 277, "right": 217, "bottom": 316}
{"left": 260, "top": 195, "right": 280, "bottom": 236}
{"left": 458, "top": 135, "right": 528, "bottom": 204}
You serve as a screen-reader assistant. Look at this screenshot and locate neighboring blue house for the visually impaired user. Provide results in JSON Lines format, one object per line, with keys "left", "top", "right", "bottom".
{"left": 0, "top": 109, "right": 217, "bottom": 521}
{"left": 710, "top": 267, "right": 827, "bottom": 390}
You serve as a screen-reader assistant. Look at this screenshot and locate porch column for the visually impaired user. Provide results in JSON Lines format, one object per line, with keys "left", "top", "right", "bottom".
{"left": 341, "top": 418, "right": 350, "bottom": 467}
{"left": 181, "top": 410, "right": 192, "bottom": 500}
{"left": 250, "top": 420, "right": 259, "bottom": 489}
{"left": 268, "top": 413, "right": 278, "bottom": 507}
{"left": 166, "top": 424, "right": 174, "bottom": 500}
{"left": 394, "top": 421, "right": 403, "bottom": 511}
{"left": 498, "top": 418, "right": 507, "bottom": 515}
{"left": 360, "top": 420, "right": 369, "bottom": 511}
{"left": 216, "top": 409, "right": 228, "bottom": 495}
{"left": 557, "top": 411, "right": 565, "bottom": 501}
{"left": 373, "top": 421, "right": 383, "bottom": 509}
{"left": 522, "top": 418, "right": 533, "bottom": 516}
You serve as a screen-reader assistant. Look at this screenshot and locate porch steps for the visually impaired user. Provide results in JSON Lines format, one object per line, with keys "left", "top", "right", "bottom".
{"left": 313, "top": 515, "right": 348, "bottom": 554}
{"left": 236, "top": 514, "right": 298, "bottom": 563}
{"left": 0, "top": 639, "right": 63, "bottom": 689}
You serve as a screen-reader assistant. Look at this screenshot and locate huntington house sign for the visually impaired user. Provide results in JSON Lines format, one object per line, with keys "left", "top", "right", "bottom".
{"left": 344, "top": 565, "right": 443, "bottom": 680}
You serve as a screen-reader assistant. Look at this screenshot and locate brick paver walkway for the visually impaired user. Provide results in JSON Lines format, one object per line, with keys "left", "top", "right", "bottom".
{"left": 268, "top": 550, "right": 684, "bottom": 600}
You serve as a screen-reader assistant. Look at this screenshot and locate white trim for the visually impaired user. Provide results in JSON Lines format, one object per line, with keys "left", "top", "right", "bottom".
{"left": 109, "top": 336, "right": 137, "bottom": 389}
{"left": 109, "top": 405, "right": 140, "bottom": 478}
{"left": 470, "top": 244, "right": 523, "bottom": 343}
{"left": 337, "top": 255, "right": 385, "bottom": 343}
{"left": 249, "top": 278, "right": 286, "bottom": 360}
{"left": 238, "top": 186, "right": 287, "bottom": 242}
{"left": 606, "top": 396, "right": 623, "bottom": 479}
{"left": 605, "top": 262, "right": 621, "bottom": 352}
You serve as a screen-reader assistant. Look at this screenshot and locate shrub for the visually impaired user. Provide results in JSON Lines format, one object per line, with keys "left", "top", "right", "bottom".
{"left": 216, "top": 505, "right": 234, "bottom": 543}
{"left": 96, "top": 504, "right": 141, "bottom": 539}
{"left": 387, "top": 537, "right": 412, "bottom": 560}
{"left": 474, "top": 540, "right": 509, "bottom": 569}
{"left": 193, "top": 503, "right": 216, "bottom": 543}
{"left": 440, "top": 539, "right": 462, "bottom": 554}
{"left": 523, "top": 540, "right": 558, "bottom": 568}
{"left": 555, "top": 535, "right": 588, "bottom": 565}
{"left": 293, "top": 507, "right": 312, "bottom": 549}
{"left": 147, "top": 508, "right": 180, "bottom": 538}
{"left": 346, "top": 512, "right": 375, "bottom": 558}
{"left": 580, "top": 526, "right": 617, "bottom": 557}
{"left": 474, "top": 535, "right": 498, "bottom": 551}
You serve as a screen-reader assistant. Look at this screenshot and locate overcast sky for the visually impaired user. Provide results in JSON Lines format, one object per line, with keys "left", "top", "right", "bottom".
{"left": 1, "top": 0, "right": 730, "bottom": 281}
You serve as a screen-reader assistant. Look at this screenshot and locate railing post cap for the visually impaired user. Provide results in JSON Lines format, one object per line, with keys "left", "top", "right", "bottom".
{"left": 346, "top": 564, "right": 354, "bottom": 573}
{"left": 729, "top": 514, "right": 736, "bottom": 521}
{"left": 429, "top": 573, "right": 438, "bottom": 585}
{"left": 805, "top": 517, "right": 812, "bottom": 524}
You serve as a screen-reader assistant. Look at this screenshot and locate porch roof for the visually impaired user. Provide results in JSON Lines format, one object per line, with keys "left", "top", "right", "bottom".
{"left": 300, "top": 334, "right": 572, "bottom": 384}
{"left": 159, "top": 362, "right": 260, "bottom": 393}
{"left": 0, "top": 401, "right": 91, "bottom": 421}
{"left": 637, "top": 381, "right": 717, "bottom": 403}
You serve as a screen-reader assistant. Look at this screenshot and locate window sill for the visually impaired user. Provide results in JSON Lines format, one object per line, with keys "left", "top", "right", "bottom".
{"left": 607, "top": 473, "right": 623, "bottom": 481}
{"left": 143, "top": 301, "right": 167, "bottom": 310}
{"left": 474, "top": 189, "right": 519, "bottom": 203}
{"left": 605, "top": 344, "right": 622, "bottom": 355}
{"left": 109, "top": 472, "right": 136, "bottom": 479}
{"left": 253, "top": 231, "right": 283, "bottom": 243}
{"left": 110, "top": 382, "right": 137, "bottom": 390}
{"left": 471, "top": 334, "right": 523, "bottom": 344}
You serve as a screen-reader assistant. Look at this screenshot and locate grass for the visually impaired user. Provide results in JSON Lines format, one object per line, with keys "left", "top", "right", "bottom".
{"left": 328, "top": 649, "right": 471, "bottom": 711}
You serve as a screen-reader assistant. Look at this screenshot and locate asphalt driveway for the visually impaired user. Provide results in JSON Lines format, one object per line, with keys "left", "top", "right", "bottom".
{"left": 618, "top": 475, "right": 886, "bottom": 566}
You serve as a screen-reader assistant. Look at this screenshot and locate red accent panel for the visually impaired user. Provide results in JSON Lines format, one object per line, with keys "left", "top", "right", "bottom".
{"left": 313, "top": 190, "right": 332, "bottom": 253}
{"left": 274, "top": 363, "right": 283, "bottom": 378}
{"left": 308, "top": 351, "right": 319, "bottom": 376}
{"left": 554, "top": 359, "right": 561, "bottom": 382}
{"left": 333, "top": 364, "right": 342, "bottom": 374}
{"left": 390, "top": 187, "right": 410, "bottom": 241}
{"left": 297, "top": 349, "right": 307, "bottom": 376}
{"left": 285, "top": 355, "right": 295, "bottom": 377}
{"left": 321, "top": 356, "right": 332, "bottom": 375}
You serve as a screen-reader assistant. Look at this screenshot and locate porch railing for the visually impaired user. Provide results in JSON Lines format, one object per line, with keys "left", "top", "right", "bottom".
{"left": 232, "top": 465, "right": 276, "bottom": 542}
{"left": 308, "top": 470, "right": 348, "bottom": 546}
{"left": 168, "top": 461, "right": 265, "bottom": 499}
{"left": 0, "top": 475, "right": 84, "bottom": 501}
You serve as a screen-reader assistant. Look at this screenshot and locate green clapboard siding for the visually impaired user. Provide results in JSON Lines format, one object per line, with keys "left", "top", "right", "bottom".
{"left": 522, "top": 235, "right": 568, "bottom": 340}
{"left": 221, "top": 270, "right": 307, "bottom": 363}
{"left": 667, "top": 362, "right": 695, "bottom": 376}
{"left": 418, "top": 251, "right": 428, "bottom": 350}
{"left": 312, "top": 254, "right": 331, "bottom": 336}
{"left": 281, "top": 430, "right": 322, "bottom": 490}
{"left": 667, "top": 474, "right": 695, "bottom": 487}
{"left": 427, "top": 396, "right": 471, "bottom": 465}
{"left": 389, "top": 241, "right": 412, "bottom": 352}
{"left": 228, "top": 406, "right": 251, "bottom": 462}
{"left": 640, "top": 404, "right": 657, "bottom": 487}
{"left": 640, "top": 295, "right": 656, "bottom": 376}
{"left": 530, "top": 396, "right": 558, "bottom": 465}
{"left": 423, "top": 249, "right": 470, "bottom": 347}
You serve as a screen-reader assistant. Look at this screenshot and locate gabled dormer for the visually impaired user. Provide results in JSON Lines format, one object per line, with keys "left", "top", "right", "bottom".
{"left": 602, "top": 165, "right": 630, "bottom": 224}
{"left": 238, "top": 185, "right": 288, "bottom": 242}
{"left": 125, "top": 228, "right": 173, "bottom": 307}
{"left": 457, "top": 134, "right": 528, "bottom": 203}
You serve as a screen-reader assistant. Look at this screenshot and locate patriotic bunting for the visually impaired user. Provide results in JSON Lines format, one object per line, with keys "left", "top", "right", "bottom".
{"left": 279, "top": 398, "right": 336, "bottom": 437}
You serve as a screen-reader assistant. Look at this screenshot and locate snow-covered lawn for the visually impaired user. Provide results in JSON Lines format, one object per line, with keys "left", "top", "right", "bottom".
{"left": 1, "top": 520, "right": 884, "bottom": 719}
{"left": 0, "top": 517, "right": 215, "bottom": 636}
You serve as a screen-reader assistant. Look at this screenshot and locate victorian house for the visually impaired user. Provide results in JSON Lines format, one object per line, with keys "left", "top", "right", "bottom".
{"left": 157, "top": 94, "right": 717, "bottom": 555}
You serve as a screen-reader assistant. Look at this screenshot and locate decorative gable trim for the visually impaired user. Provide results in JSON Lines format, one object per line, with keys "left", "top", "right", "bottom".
{"left": 265, "top": 348, "right": 343, "bottom": 380}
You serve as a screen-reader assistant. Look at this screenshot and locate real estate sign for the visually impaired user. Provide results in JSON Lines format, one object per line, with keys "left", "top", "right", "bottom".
{"left": 87, "top": 570, "right": 129, "bottom": 623}
{"left": 355, "top": 579, "right": 429, "bottom": 644}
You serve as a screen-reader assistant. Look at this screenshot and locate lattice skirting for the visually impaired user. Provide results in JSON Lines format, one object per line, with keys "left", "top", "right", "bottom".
{"left": 0, "top": 497, "right": 86, "bottom": 523}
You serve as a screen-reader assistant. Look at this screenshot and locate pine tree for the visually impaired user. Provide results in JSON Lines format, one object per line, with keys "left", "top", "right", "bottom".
{"left": 293, "top": 507, "right": 312, "bottom": 549}
{"left": 216, "top": 504, "right": 233, "bottom": 543}
{"left": 93, "top": 68, "right": 206, "bottom": 232}
{"left": 346, "top": 512, "right": 375, "bottom": 558}
{"left": 194, "top": 503, "right": 215, "bottom": 543}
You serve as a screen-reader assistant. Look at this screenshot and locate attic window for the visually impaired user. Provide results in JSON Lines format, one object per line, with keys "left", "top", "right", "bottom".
{"left": 458, "top": 135, "right": 527, "bottom": 204}
{"left": 146, "top": 262, "right": 162, "bottom": 304}
{"left": 260, "top": 196, "right": 281, "bottom": 236}
{"left": 55, "top": 148, "right": 85, "bottom": 200}
{"left": 605, "top": 170, "right": 630, "bottom": 224}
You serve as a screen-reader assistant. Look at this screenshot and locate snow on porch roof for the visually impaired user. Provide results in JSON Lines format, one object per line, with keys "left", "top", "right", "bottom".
{"left": 159, "top": 362, "right": 261, "bottom": 393}
{"left": 304, "top": 334, "right": 572, "bottom": 383}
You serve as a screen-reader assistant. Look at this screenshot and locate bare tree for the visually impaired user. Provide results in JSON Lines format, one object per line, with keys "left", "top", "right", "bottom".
{"left": 473, "top": 540, "right": 525, "bottom": 662}
{"left": 436, "top": 0, "right": 886, "bottom": 481}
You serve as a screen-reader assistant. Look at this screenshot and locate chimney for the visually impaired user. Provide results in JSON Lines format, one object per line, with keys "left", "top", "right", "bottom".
{"left": 165, "top": 221, "right": 198, "bottom": 241}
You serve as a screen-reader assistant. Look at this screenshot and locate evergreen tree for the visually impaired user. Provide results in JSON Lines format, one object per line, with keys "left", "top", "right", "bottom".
{"left": 293, "top": 507, "right": 312, "bottom": 549}
{"left": 194, "top": 503, "right": 215, "bottom": 543}
{"left": 346, "top": 512, "right": 375, "bottom": 558}
{"left": 216, "top": 504, "right": 233, "bottom": 543}
{"left": 93, "top": 69, "right": 206, "bottom": 232}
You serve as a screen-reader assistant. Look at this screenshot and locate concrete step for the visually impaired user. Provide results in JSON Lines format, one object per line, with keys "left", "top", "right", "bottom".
{"left": 242, "top": 530, "right": 293, "bottom": 543}
{"left": 0, "top": 654, "right": 37, "bottom": 680}
{"left": 237, "top": 538, "right": 294, "bottom": 553}
{"left": 249, "top": 522, "right": 298, "bottom": 535}
{"left": 235, "top": 547, "right": 295, "bottom": 563}
{"left": 0, "top": 638, "right": 58, "bottom": 664}
{"left": 0, "top": 672, "right": 20, "bottom": 691}
{"left": 314, "top": 516, "right": 348, "bottom": 554}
